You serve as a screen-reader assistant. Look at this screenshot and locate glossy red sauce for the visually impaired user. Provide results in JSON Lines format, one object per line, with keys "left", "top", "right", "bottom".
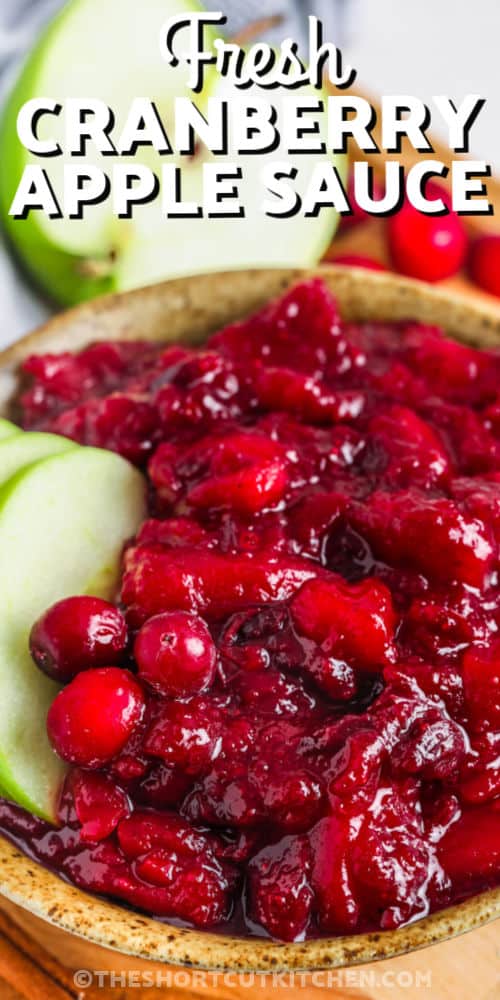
{"left": 1, "top": 279, "right": 498, "bottom": 942}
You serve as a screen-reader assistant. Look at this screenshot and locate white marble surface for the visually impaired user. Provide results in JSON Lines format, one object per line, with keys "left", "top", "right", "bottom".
{"left": 0, "top": 0, "right": 498, "bottom": 347}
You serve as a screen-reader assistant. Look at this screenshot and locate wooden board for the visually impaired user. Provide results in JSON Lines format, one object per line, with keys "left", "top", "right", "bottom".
{"left": 325, "top": 85, "right": 500, "bottom": 311}
{"left": 0, "top": 894, "right": 497, "bottom": 1000}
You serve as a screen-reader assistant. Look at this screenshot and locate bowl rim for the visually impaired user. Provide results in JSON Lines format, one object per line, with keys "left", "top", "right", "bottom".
{"left": 0, "top": 264, "right": 499, "bottom": 971}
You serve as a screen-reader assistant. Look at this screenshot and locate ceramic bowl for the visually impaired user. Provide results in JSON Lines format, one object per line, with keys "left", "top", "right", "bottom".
{"left": 0, "top": 266, "right": 499, "bottom": 971}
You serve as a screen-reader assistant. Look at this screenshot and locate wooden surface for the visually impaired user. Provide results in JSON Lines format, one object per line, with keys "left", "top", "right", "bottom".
{"left": 326, "top": 85, "right": 500, "bottom": 311}
{"left": 0, "top": 893, "right": 497, "bottom": 1000}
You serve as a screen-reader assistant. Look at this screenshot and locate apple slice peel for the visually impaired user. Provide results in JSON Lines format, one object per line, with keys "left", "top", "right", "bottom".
{"left": 0, "top": 445, "right": 146, "bottom": 821}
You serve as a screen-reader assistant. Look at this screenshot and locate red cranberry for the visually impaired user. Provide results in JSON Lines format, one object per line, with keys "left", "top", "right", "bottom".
{"left": 460, "top": 739, "right": 500, "bottom": 805}
{"left": 306, "top": 654, "right": 356, "bottom": 701}
{"left": 254, "top": 368, "right": 365, "bottom": 425}
{"left": 329, "top": 728, "right": 384, "bottom": 798}
{"left": 133, "top": 851, "right": 235, "bottom": 926}
{"left": 185, "top": 432, "right": 289, "bottom": 516}
{"left": 134, "top": 611, "right": 216, "bottom": 697}
{"left": 401, "top": 325, "right": 496, "bottom": 404}
{"left": 388, "top": 199, "right": 467, "bottom": 281}
{"left": 86, "top": 394, "right": 159, "bottom": 464}
{"left": 30, "top": 596, "right": 128, "bottom": 683}
{"left": 262, "top": 770, "right": 324, "bottom": 831}
{"left": 469, "top": 234, "right": 500, "bottom": 297}
{"left": 351, "top": 788, "right": 436, "bottom": 928}
{"left": 136, "top": 517, "right": 211, "bottom": 548}
{"left": 47, "top": 667, "right": 145, "bottom": 767}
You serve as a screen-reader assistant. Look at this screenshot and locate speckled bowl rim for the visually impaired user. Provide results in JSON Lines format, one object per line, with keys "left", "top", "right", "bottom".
{"left": 0, "top": 265, "right": 498, "bottom": 972}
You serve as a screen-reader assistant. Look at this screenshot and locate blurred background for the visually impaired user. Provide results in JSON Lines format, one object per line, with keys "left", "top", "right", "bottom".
{"left": 1, "top": 0, "right": 499, "bottom": 344}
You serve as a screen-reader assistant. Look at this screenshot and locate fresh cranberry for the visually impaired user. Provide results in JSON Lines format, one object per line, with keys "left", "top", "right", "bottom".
{"left": 30, "top": 596, "right": 128, "bottom": 682}
{"left": 388, "top": 199, "right": 467, "bottom": 281}
{"left": 134, "top": 611, "right": 216, "bottom": 697}
{"left": 469, "top": 235, "right": 500, "bottom": 297}
{"left": 47, "top": 668, "right": 145, "bottom": 767}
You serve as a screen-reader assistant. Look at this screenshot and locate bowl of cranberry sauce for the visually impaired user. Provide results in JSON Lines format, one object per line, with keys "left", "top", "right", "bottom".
{"left": 0, "top": 267, "right": 499, "bottom": 967}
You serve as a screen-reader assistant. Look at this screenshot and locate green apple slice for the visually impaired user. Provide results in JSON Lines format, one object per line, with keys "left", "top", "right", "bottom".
{"left": 0, "top": 0, "right": 216, "bottom": 304}
{"left": 0, "top": 0, "right": 345, "bottom": 304}
{"left": 0, "top": 446, "right": 146, "bottom": 821}
{"left": 116, "top": 76, "right": 345, "bottom": 291}
{"left": 0, "top": 431, "right": 75, "bottom": 487}
{"left": 0, "top": 419, "right": 21, "bottom": 441}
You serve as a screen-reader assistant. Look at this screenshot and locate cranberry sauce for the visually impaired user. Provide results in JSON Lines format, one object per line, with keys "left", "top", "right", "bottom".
{"left": 3, "top": 279, "right": 499, "bottom": 942}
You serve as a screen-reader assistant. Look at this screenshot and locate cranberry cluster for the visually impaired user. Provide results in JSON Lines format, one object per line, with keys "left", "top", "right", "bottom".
{"left": 330, "top": 175, "right": 500, "bottom": 296}
{"left": 4, "top": 279, "right": 499, "bottom": 942}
